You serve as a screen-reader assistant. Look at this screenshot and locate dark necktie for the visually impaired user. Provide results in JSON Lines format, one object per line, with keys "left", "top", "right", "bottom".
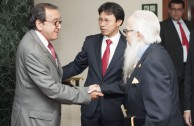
{"left": 48, "top": 42, "right": 56, "bottom": 61}
{"left": 177, "top": 21, "right": 189, "bottom": 52}
{"left": 102, "top": 39, "right": 112, "bottom": 77}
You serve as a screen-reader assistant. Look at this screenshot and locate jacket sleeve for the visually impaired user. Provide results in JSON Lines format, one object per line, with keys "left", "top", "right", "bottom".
{"left": 25, "top": 51, "right": 91, "bottom": 105}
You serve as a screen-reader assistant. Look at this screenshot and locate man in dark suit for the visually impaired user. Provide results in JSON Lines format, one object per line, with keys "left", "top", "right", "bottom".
{"left": 62, "top": 2, "right": 126, "bottom": 126}
{"left": 11, "top": 3, "right": 103, "bottom": 126}
{"left": 183, "top": 30, "right": 194, "bottom": 126}
{"left": 160, "top": 0, "right": 194, "bottom": 113}
{"left": 122, "top": 10, "right": 183, "bottom": 126}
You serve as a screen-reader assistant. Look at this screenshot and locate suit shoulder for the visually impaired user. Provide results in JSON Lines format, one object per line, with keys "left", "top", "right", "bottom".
{"left": 147, "top": 44, "right": 171, "bottom": 62}
{"left": 190, "top": 29, "right": 194, "bottom": 34}
{"left": 160, "top": 18, "right": 171, "bottom": 26}
{"left": 120, "top": 34, "right": 127, "bottom": 42}
{"left": 183, "top": 19, "right": 191, "bottom": 24}
{"left": 18, "top": 31, "right": 36, "bottom": 53}
{"left": 83, "top": 33, "right": 103, "bottom": 45}
{"left": 85, "top": 33, "right": 102, "bottom": 40}
{"left": 17, "top": 31, "right": 42, "bottom": 60}
{"left": 183, "top": 19, "right": 194, "bottom": 30}
{"left": 183, "top": 19, "right": 193, "bottom": 26}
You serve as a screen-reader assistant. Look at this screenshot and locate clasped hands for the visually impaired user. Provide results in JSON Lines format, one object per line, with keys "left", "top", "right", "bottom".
{"left": 88, "top": 84, "right": 103, "bottom": 99}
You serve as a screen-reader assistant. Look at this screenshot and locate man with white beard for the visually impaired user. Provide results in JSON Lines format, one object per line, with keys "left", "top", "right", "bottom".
{"left": 122, "top": 10, "right": 184, "bottom": 126}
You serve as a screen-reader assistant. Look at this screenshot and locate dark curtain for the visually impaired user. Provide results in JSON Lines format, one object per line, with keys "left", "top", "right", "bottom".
{"left": 0, "top": 0, "right": 33, "bottom": 125}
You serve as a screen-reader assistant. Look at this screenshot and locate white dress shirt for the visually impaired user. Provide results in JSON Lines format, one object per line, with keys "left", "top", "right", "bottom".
{"left": 172, "top": 19, "right": 190, "bottom": 62}
{"left": 101, "top": 31, "right": 120, "bottom": 66}
{"left": 35, "top": 30, "right": 58, "bottom": 65}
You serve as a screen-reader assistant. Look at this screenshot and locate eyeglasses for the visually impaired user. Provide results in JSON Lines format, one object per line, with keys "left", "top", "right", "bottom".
{"left": 170, "top": 8, "right": 184, "bottom": 12}
{"left": 123, "top": 29, "right": 134, "bottom": 35}
{"left": 98, "top": 18, "right": 112, "bottom": 24}
{"left": 44, "top": 20, "right": 62, "bottom": 27}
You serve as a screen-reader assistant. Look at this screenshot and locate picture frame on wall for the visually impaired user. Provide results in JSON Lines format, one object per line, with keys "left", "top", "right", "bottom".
{"left": 142, "top": 4, "right": 157, "bottom": 16}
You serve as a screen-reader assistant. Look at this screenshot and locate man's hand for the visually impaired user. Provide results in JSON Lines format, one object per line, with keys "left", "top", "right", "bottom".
{"left": 88, "top": 84, "right": 103, "bottom": 99}
{"left": 183, "top": 111, "right": 192, "bottom": 126}
{"left": 88, "top": 84, "right": 101, "bottom": 93}
{"left": 89, "top": 91, "right": 104, "bottom": 99}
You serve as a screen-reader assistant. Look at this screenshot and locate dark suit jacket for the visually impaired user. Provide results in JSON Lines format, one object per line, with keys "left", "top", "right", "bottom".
{"left": 160, "top": 18, "right": 194, "bottom": 83}
{"left": 63, "top": 33, "right": 127, "bottom": 121}
{"left": 184, "top": 30, "right": 194, "bottom": 123}
{"left": 124, "top": 44, "right": 183, "bottom": 126}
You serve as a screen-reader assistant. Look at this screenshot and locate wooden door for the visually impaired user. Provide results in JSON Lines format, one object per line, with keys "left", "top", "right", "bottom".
{"left": 191, "top": 7, "right": 194, "bottom": 22}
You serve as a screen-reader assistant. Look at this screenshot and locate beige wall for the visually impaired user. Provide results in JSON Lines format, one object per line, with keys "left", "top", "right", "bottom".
{"left": 34, "top": 0, "right": 162, "bottom": 126}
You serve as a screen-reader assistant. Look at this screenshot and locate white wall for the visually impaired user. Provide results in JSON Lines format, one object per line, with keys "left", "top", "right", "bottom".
{"left": 34, "top": 0, "right": 162, "bottom": 126}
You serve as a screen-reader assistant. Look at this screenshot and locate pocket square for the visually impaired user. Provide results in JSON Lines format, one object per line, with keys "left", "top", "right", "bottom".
{"left": 132, "top": 77, "right": 139, "bottom": 84}
{"left": 138, "top": 63, "right": 141, "bottom": 68}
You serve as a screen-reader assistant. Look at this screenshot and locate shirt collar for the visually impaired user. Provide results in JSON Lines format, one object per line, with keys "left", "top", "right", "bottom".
{"left": 103, "top": 31, "right": 121, "bottom": 45}
{"left": 172, "top": 18, "right": 183, "bottom": 24}
{"left": 35, "top": 30, "right": 49, "bottom": 47}
{"left": 137, "top": 44, "right": 150, "bottom": 61}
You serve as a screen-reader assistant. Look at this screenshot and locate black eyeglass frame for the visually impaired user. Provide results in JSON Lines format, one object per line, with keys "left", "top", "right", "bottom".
{"left": 123, "top": 29, "right": 135, "bottom": 34}
{"left": 44, "top": 20, "right": 62, "bottom": 27}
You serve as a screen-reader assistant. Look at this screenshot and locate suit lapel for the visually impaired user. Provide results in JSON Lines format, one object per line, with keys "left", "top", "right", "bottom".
{"left": 126, "top": 44, "right": 158, "bottom": 93}
{"left": 30, "top": 30, "right": 61, "bottom": 76}
{"left": 57, "top": 56, "right": 63, "bottom": 78}
{"left": 30, "top": 30, "right": 48, "bottom": 53}
{"left": 94, "top": 34, "right": 104, "bottom": 76}
{"left": 129, "top": 44, "right": 159, "bottom": 81}
{"left": 47, "top": 54, "right": 58, "bottom": 67}
{"left": 184, "top": 19, "right": 193, "bottom": 32}
{"left": 93, "top": 33, "right": 126, "bottom": 78}
{"left": 167, "top": 19, "right": 181, "bottom": 44}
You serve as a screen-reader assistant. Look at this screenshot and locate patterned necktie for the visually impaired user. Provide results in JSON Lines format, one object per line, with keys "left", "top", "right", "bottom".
{"left": 102, "top": 39, "right": 112, "bottom": 77}
{"left": 177, "top": 21, "right": 189, "bottom": 52}
{"left": 47, "top": 42, "right": 56, "bottom": 61}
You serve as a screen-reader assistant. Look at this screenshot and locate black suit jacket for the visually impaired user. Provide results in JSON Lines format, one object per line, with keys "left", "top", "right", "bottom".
{"left": 184, "top": 30, "right": 194, "bottom": 122}
{"left": 160, "top": 18, "right": 194, "bottom": 82}
{"left": 62, "top": 33, "right": 127, "bottom": 121}
{"left": 125, "top": 44, "right": 183, "bottom": 126}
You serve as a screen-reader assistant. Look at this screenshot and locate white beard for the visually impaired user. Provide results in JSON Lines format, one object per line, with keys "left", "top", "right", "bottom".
{"left": 123, "top": 40, "right": 146, "bottom": 83}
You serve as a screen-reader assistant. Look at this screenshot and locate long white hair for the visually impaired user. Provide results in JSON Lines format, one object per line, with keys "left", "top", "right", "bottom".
{"left": 123, "top": 10, "right": 161, "bottom": 83}
{"left": 130, "top": 10, "right": 161, "bottom": 44}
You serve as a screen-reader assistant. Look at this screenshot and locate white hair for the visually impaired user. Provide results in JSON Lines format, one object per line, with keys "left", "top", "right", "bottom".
{"left": 123, "top": 40, "right": 146, "bottom": 83}
{"left": 129, "top": 10, "right": 161, "bottom": 44}
{"left": 123, "top": 10, "right": 161, "bottom": 83}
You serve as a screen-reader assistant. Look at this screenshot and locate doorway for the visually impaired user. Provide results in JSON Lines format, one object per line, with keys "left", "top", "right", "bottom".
{"left": 188, "top": 0, "right": 194, "bottom": 22}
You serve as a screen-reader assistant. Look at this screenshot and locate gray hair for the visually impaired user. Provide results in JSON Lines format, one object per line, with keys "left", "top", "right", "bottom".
{"left": 129, "top": 10, "right": 161, "bottom": 44}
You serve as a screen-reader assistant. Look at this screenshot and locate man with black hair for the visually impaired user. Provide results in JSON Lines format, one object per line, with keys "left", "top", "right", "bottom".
{"left": 63, "top": 2, "right": 127, "bottom": 126}
{"left": 160, "top": 0, "right": 194, "bottom": 115}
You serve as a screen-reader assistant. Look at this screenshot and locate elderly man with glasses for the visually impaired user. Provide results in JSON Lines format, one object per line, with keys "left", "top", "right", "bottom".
{"left": 11, "top": 3, "right": 103, "bottom": 126}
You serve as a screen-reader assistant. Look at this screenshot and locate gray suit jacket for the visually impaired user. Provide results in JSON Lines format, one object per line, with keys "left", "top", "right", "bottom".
{"left": 11, "top": 30, "right": 91, "bottom": 126}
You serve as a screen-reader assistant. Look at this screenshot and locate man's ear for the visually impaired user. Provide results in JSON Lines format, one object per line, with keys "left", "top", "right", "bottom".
{"left": 116, "top": 19, "right": 123, "bottom": 26}
{"left": 137, "top": 31, "right": 144, "bottom": 41}
{"left": 35, "top": 20, "right": 43, "bottom": 30}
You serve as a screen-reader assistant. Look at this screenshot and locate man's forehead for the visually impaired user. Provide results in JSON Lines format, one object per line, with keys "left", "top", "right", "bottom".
{"left": 45, "top": 9, "right": 61, "bottom": 20}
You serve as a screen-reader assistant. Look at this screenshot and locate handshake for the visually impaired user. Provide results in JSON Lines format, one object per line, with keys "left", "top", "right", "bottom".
{"left": 88, "top": 84, "right": 104, "bottom": 99}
